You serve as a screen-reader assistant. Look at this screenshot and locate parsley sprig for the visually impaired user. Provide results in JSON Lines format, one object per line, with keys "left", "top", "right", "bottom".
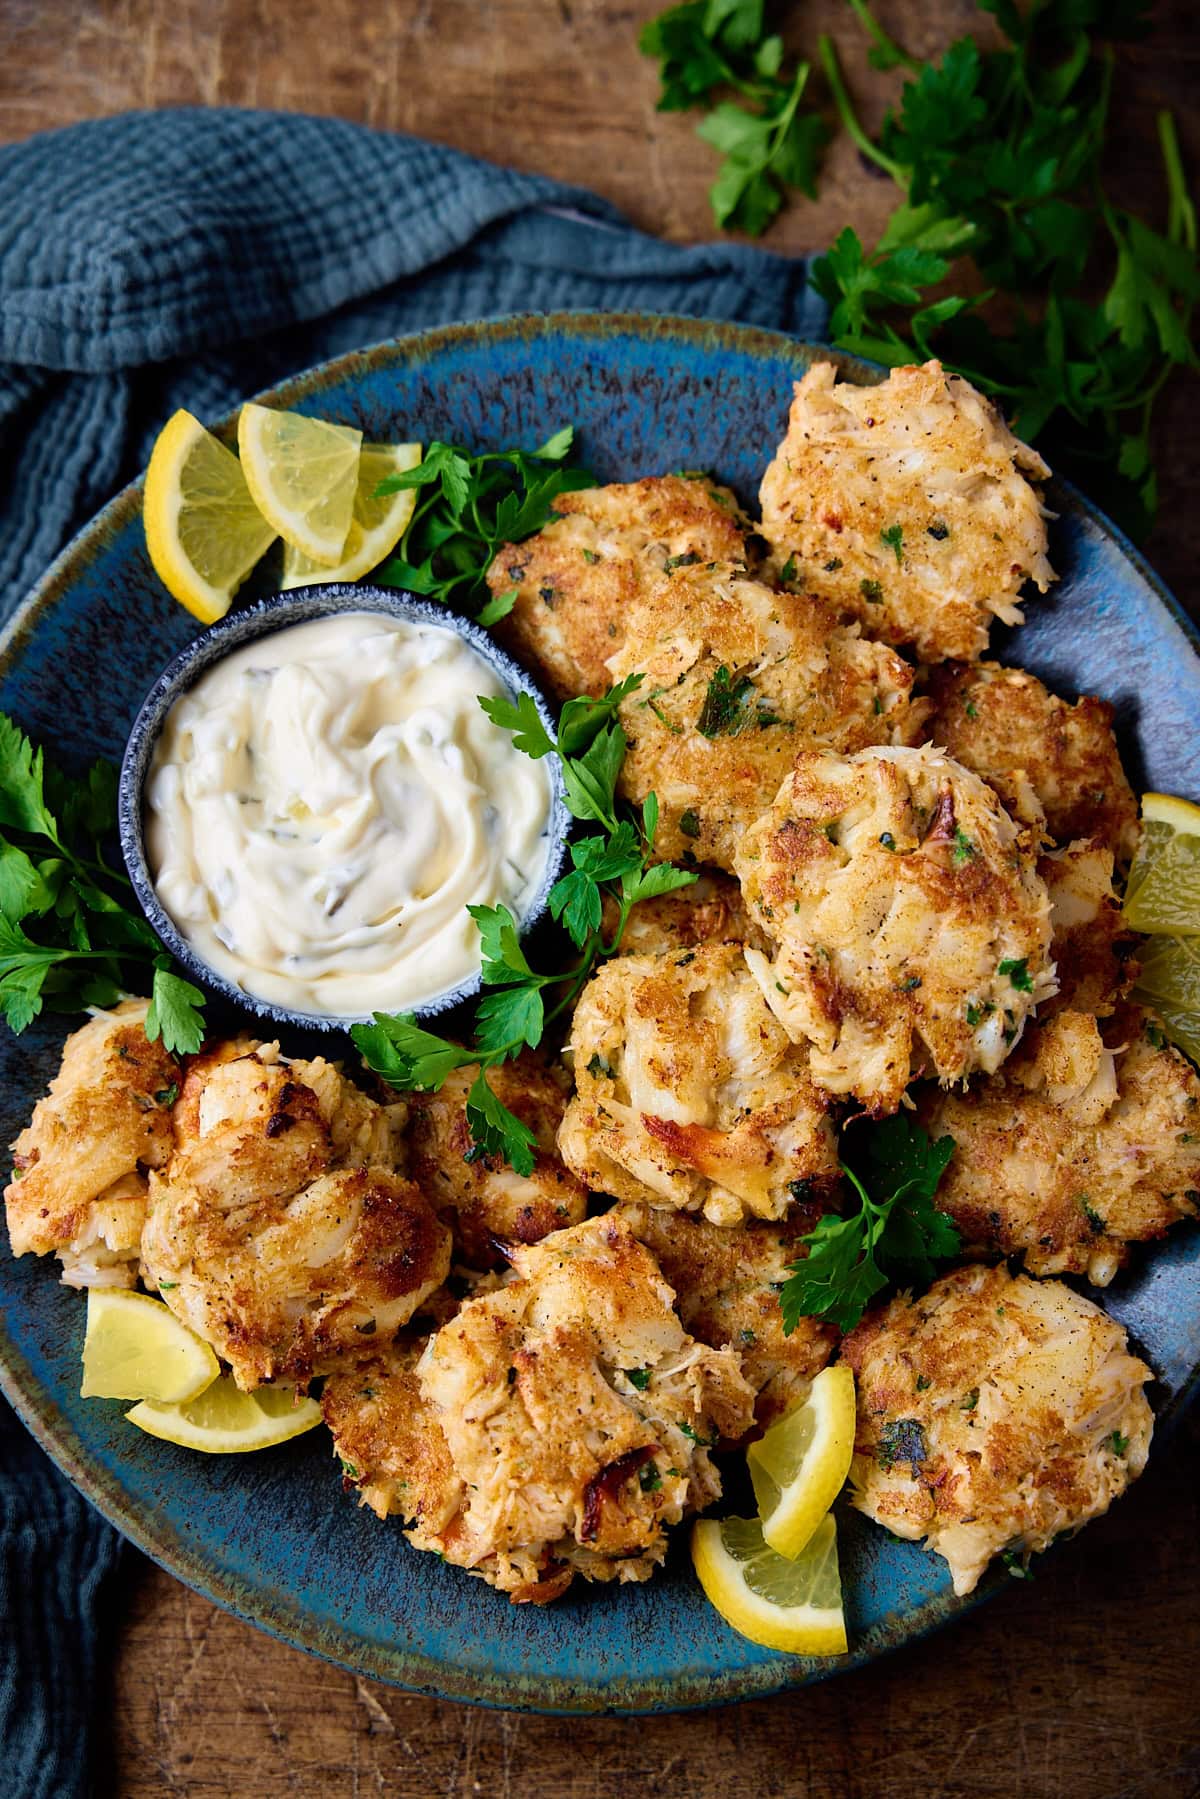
{"left": 640, "top": 0, "right": 829, "bottom": 235}
{"left": 351, "top": 680, "right": 697, "bottom": 1173}
{"left": 0, "top": 715, "right": 206, "bottom": 1053}
{"left": 639, "top": 0, "right": 1197, "bottom": 536}
{"left": 374, "top": 427, "right": 593, "bottom": 624}
{"left": 814, "top": 3, "right": 1197, "bottom": 534}
{"left": 780, "top": 1115, "right": 959, "bottom": 1335}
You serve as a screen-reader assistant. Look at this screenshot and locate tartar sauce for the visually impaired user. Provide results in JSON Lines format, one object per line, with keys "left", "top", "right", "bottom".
{"left": 145, "top": 612, "right": 554, "bottom": 1017}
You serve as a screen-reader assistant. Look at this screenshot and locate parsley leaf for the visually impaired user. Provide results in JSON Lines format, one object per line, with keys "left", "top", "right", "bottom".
{"left": 465, "top": 1069, "right": 539, "bottom": 1178}
{"left": 0, "top": 714, "right": 206, "bottom": 1046}
{"left": 779, "top": 1115, "right": 958, "bottom": 1334}
{"left": 375, "top": 432, "right": 593, "bottom": 616}
{"left": 640, "top": 0, "right": 828, "bottom": 235}
{"left": 145, "top": 961, "right": 207, "bottom": 1056}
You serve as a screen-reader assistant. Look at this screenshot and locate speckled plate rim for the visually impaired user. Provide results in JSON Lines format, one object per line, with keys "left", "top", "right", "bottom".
{"left": 0, "top": 309, "right": 1197, "bottom": 1717}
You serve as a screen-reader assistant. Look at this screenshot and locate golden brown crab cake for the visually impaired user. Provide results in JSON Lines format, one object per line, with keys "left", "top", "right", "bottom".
{"left": 1040, "top": 839, "right": 1138, "bottom": 1017}
{"left": 617, "top": 1200, "right": 837, "bottom": 1430}
{"left": 489, "top": 474, "right": 753, "bottom": 703}
{"left": 759, "top": 360, "right": 1055, "bottom": 663}
{"left": 4, "top": 998, "right": 180, "bottom": 1288}
{"left": 405, "top": 1052, "right": 588, "bottom": 1269}
{"left": 602, "top": 870, "right": 772, "bottom": 959}
{"left": 607, "top": 562, "right": 925, "bottom": 870}
{"left": 164, "top": 1042, "right": 406, "bottom": 1210}
{"left": 559, "top": 942, "right": 839, "bottom": 1226}
{"left": 925, "top": 661, "right": 1139, "bottom": 861}
{"left": 843, "top": 1263, "right": 1153, "bottom": 1596}
{"left": 141, "top": 1045, "right": 448, "bottom": 1387}
{"left": 411, "top": 1214, "right": 756, "bottom": 1602}
{"left": 321, "top": 1339, "right": 463, "bottom": 1529}
{"left": 916, "top": 1005, "right": 1200, "bottom": 1285}
{"left": 734, "top": 745, "right": 1056, "bottom": 1112}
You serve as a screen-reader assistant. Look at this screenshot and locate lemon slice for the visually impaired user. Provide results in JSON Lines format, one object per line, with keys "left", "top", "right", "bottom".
{"left": 1133, "top": 934, "right": 1200, "bottom": 1062}
{"left": 747, "top": 1364, "right": 856, "bottom": 1559}
{"left": 691, "top": 1514, "right": 847, "bottom": 1655}
{"left": 280, "top": 441, "right": 423, "bottom": 587}
{"left": 1123, "top": 793, "right": 1200, "bottom": 936}
{"left": 126, "top": 1375, "right": 322, "bottom": 1453}
{"left": 81, "top": 1288, "right": 219, "bottom": 1404}
{"left": 237, "top": 402, "right": 363, "bottom": 565}
{"left": 143, "top": 409, "right": 277, "bottom": 624}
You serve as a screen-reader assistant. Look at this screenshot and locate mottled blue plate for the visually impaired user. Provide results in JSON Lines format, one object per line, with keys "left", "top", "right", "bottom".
{"left": 2, "top": 313, "right": 1199, "bottom": 1715}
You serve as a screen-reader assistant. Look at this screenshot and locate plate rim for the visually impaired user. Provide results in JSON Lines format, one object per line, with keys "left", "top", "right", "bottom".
{"left": 1, "top": 307, "right": 1196, "bottom": 1713}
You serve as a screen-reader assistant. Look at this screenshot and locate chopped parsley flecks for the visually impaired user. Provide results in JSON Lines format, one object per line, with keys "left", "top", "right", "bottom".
{"left": 998, "top": 957, "right": 1033, "bottom": 992}
{"left": 1079, "top": 1196, "right": 1106, "bottom": 1234}
{"left": 880, "top": 523, "right": 904, "bottom": 563}
{"left": 697, "top": 665, "right": 780, "bottom": 737}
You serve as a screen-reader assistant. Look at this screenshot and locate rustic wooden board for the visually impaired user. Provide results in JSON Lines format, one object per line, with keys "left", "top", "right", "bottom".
{"left": 2, "top": 2, "right": 1199, "bottom": 1791}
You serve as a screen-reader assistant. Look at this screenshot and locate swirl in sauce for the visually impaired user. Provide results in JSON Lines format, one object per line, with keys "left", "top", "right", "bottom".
{"left": 145, "top": 612, "right": 554, "bottom": 1016}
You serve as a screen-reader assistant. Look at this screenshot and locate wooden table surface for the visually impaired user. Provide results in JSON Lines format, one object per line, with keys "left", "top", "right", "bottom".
{"left": 2, "top": 4, "right": 1199, "bottom": 1795}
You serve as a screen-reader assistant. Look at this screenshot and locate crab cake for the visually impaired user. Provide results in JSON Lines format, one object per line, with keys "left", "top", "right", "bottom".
{"left": 760, "top": 360, "right": 1055, "bottom": 663}
{"left": 489, "top": 474, "right": 752, "bottom": 702}
{"left": 925, "top": 661, "right": 1139, "bottom": 860}
{"left": 560, "top": 942, "right": 839, "bottom": 1226}
{"left": 321, "top": 1339, "right": 462, "bottom": 1529}
{"left": 412, "top": 1214, "right": 756, "bottom": 1602}
{"left": 843, "top": 1263, "right": 1153, "bottom": 1596}
{"left": 1041, "top": 839, "right": 1138, "bottom": 1017}
{"left": 603, "top": 870, "right": 771, "bottom": 959}
{"left": 917, "top": 1006, "right": 1200, "bottom": 1285}
{"left": 141, "top": 1043, "right": 450, "bottom": 1387}
{"left": 4, "top": 999, "right": 180, "bottom": 1289}
{"left": 617, "top": 1201, "right": 837, "bottom": 1429}
{"left": 405, "top": 1052, "right": 588, "bottom": 1268}
{"left": 607, "top": 562, "right": 925, "bottom": 870}
{"left": 734, "top": 746, "right": 1056, "bottom": 1111}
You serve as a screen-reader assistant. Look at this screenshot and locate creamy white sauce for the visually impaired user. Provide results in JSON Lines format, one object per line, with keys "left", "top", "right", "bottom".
{"left": 145, "top": 612, "right": 554, "bottom": 1017}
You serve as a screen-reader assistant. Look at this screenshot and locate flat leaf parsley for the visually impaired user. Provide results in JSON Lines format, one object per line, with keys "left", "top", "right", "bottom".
{"left": 352, "top": 680, "right": 697, "bottom": 1174}
{"left": 0, "top": 714, "right": 206, "bottom": 1053}
{"left": 374, "top": 427, "right": 593, "bottom": 623}
{"left": 779, "top": 1114, "right": 959, "bottom": 1335}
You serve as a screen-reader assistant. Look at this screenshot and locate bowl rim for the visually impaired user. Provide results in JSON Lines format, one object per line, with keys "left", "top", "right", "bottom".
{"left": 116, "top": 582, "right": 571, "bottom": 1031}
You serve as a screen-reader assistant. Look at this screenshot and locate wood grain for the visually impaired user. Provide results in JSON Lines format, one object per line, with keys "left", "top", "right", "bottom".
{"left": 2, "top": 3, "right": 1199, "bottom": 1792}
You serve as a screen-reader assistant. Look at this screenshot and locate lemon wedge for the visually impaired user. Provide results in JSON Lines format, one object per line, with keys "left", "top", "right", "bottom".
{"left": 280, "top": 441, "right": 423, "bottom": 587}
{"left": 747, "top": 1364, "right": 856, "bottom": 1559}
{"left": 81, "top": 1288, "right": 219, "bottom": 1404}
{"left": 126, "top": 1375, "right": 322, "bottom": 1453}
{"left": 1132, "top": 933, "right": 1200, "bottom": 1063}
{"left": 237, "top": 402, "right": 363, "bottom": 565}
{"left": 691, "top": 1514, "right": 848, "bottom": 1655}
{"left": 1123, "top": 792, "right": 1200, "bottom": 936}
{"left": 143, "top": 409, "right": 277, "bottom": 624}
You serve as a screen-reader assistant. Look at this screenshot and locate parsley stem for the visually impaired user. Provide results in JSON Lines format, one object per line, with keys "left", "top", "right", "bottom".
{"left": 844, "top": 0, "right": 922, "bottom": 75}
{"left": 1159, "top": 110, "right": 1197, "bottom": 252}
{"left": 817, "top": 35, "right": 905, "bottom": 183}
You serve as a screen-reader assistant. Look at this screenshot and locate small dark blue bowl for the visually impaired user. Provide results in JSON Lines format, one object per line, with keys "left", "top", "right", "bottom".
{"left": 118, "top": 583, "right": 570, "bottom": 1031}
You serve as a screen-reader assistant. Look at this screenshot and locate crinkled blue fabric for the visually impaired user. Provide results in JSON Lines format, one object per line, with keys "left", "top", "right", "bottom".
{"left": 0, "top": 106, "right": 827, "bottom": 1798}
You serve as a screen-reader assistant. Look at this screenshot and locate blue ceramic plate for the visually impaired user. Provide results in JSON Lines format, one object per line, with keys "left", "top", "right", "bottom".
{"left": 2, "top": 313, "right": 1199, "bottom": 1715}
